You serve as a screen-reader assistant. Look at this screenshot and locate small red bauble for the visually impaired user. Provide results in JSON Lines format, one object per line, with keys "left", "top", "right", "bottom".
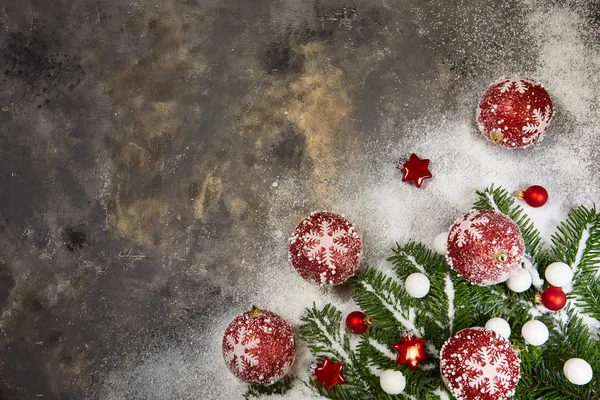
{"left": 440, "top": 328, "right": 521, "bottom": 400}
{"left": 314, "top": 357, "right": 346, "bottom": 391}
{"left": 517, "top": 185, "right": 548, "bottom": 208}
{"left": 289, "top": 212, "right": 361, "bottom": 285}
{"left": 393, "top": 336, "right": 428, "bottom": 370}
{"left": 477, "top": 77, "right": 554, "bottom": 148}
{"left": 447, "top": 210, "right": 525, "bottom": 286}
{"left": 398, "top": 153, "right": 432, "bottom": 188}
{"left": 222, "top": 306, "right": 296, "bottom": 384}
{"left": 541, "top": 287, "right": 567, "bottom": 311}
{"left": 345, "top": 311, "right": 373, "bottom": 334}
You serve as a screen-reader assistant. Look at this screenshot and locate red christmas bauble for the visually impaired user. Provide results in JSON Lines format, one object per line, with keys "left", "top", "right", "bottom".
{"left": 518, "top": 185, "right": 548, "bottom": 208}
{"left": 440, "top": 328, "right": 521, "bottom": 400}
{"left": 477, "top": 77, "right": 554, "bottom": 148}
{"left": 541, "top": 287, "right": 567, "bottom": 311}
{"left": 345, "top": 311, "right": 372, "bottom": 334}
{"left": 289, "top": 212, "right": 361, "bottom": 285}
{"left": 447, "top": 210, "right": 524, "bottom": 286}
{"left": 222, "top": 307, "right": 295, "bottom": 384}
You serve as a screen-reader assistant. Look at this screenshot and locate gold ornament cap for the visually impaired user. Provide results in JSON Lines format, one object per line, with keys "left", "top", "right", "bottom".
{"left": 490, "top": 129, "right": 504, "bottom": 144}
{"left": 249, "top": 305, "right": 263, "bottom": 318}
{"left": 494, "top": 250, "right": 508, "bottom": 263}
{"left": 534, "top": 294, "right": 543, "bottom": 304}
{"left": 515, "top": 191, "right": 525, "bottom": 200}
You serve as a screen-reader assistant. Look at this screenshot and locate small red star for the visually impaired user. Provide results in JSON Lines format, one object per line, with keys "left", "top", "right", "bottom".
{"left": 393, "top": 336, "right": 427, "bottom": 370}
{"left": 398, "top": 153, "right": 432, "bottom": 188}
{"left": 314, "top": 357, "right": 346, "bottom": 391}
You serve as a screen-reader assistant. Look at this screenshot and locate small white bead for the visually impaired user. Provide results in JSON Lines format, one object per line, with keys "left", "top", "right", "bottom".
{"left": 521, "top": 320, "right": 549, "bottom": 346}
{"left": 405, "top": 273, "right": 430, "bottom": 298}
{"left": 563, "top": 358, "right": 593, "bottom": 385}
{"left": 380, "top": 369, "right": 406, "bottom": 394}
{"left": 545, "top": 262, "right": 573, "bottom": 287}
{"left": 433, "top": 232, "right": 449, "bottom": 255}
{"left": 485, "top": 317, "right": 511, "bottom": 339}
{"left": 506, "top": 268, "right": 532, "bottom": 293}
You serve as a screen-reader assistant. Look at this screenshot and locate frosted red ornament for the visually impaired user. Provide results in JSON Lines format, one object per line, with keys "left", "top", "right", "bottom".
{"left": 447, "top": 210, "right": 524, "bottom": 286}
{"left": 477, "top": 77, "right": 554, "bottom": 148}
{"left": 541, "top": 287, "right": 567, "bottom": 311}
{"left": 222, "top": 306, "right": 296, "bottom": 385}
{"left": 440, "top": 327, "right": 521, "bottom": 400}
{"left": 289, "top": 212, "right": 361, "bottom": 285}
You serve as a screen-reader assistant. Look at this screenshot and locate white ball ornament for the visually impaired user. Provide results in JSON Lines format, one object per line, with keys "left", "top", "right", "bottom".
{"left": 405, "top": 272, "right": 430, "bottom": 298}
{"left": 379, "top": 369, "right": 406, "bottom": 394}
{"left": 521, "top": 319, "right": 549, "bottom": 346}
{"left": 545, "top": 262, "right": 573, "bottom": 287}
{"left": 506, "top": 268, "right": 532, "bottom": 293}
{"left": 485, "top": 317, "right": 511, "bottom": 339}
{"left": 563, "top": 358, "right": 593, "bottom": 385}
{"left": 433, "top": 232, "right": 448, "bottom": 255}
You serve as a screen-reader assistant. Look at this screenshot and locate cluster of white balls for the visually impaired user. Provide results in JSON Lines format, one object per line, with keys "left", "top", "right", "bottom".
{"left": 506, "top": 261, "right": 574, "bottom": 293}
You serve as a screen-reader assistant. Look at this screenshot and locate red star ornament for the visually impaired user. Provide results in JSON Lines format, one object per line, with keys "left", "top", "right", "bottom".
{"left": 314, "top": 357, "right": 346, "bottom": 391}
{"left": 398, "top": 153, "right": 432, "bottom": 188}
{"left": 393, "top": 336, "right": 427, "bottom": 370}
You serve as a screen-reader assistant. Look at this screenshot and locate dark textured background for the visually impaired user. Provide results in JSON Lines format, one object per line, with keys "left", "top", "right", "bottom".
{"left": 0, "top": 0, "right": 599, "bottom": 399}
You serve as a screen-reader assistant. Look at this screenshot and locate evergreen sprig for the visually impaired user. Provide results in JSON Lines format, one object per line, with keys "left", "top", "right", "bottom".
{"left": 294, "top": 185, "right": 600, "bottom": 400}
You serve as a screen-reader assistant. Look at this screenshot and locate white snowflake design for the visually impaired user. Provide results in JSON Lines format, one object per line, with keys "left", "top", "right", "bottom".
{"left": 465, "top": 346, "right": 514, "bottom": 394}
{"left": 499, "top": 78, "right": 528, "bottom": 94}
{"left": 521, "top": 104, "right": 552, "bottom": 144}
{"left": 448, "top": 211, "right": 489, "bottom": 248}
{"left": 224, "top": 327, "right": 260, "bottom": 374}
{"left": 304, "top": 220, "right": 349, "bottom": 268}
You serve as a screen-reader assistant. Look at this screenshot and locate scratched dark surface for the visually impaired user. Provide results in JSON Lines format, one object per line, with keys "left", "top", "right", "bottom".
{"left": 0, "top": 0, "right": 599, "bottom": 399}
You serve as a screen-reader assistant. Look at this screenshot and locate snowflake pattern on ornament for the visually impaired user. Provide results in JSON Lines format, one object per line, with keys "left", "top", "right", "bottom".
{"left": 440, "top": 328, "right": 520, "bottom": 400}
{"left": 222, "top": 308, "right": 296, "bottom": 384}
{"left": 465, "top": 347, "right": 514, "bottom": 395}
{"left": 446, "top": 210, "right": 524, "bottom": 286}
{"left": 499, "top": 77, "right": 528, "bottom": 94}
{"left": 447, "top": 211, "right": 490, "bottom": 248}
{"left": 521, "top": 105, "right": 553, "bottom": 144}
{"left": 477, "top": 77, "right": 553, "bottom": 148}
{"left": 289, "top": 212, "right": 361, "bottom": 285}
{"left": 305, "top": 220, "right": 349, "bottom": 268}
{"left": 224, "top": 327, "right": 260, "bottom": 374}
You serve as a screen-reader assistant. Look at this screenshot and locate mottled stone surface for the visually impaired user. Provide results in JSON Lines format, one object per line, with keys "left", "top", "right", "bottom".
{"left": 0, "top": 0, "right": 599, "bottom": 398}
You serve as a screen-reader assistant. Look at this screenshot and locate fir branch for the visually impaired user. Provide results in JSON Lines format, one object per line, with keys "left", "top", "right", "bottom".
{"left": 548, "top": 206, "right": 600, "bottom": 335}
{"left": 300, "top": 303, "right": 352, "bottom": 364}
{"left": 387, "top": 242, "right": 447, "bottom": 279}
{"left": 300, "top": 304, "right": 374, "bottom": 398}
{"left": 351, "top": 268, "right": 421, "bottom": 334}
{"left": 243, "top": 375, "right": 295, "bottom": 399}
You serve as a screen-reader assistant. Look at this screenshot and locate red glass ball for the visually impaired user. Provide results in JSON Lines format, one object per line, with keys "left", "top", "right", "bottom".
{"left": 523, "top": 185, "right": 548, "bottom": 207}
{"left": 345, "top": 311, "right": 371, "bottom": 334}
{"left": 542, "top": 287, "right": 567, "bottom": 311}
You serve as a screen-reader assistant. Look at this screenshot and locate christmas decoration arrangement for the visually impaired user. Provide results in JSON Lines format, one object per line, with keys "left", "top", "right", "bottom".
{"left": 297, "top": 186, "right": 599, "bottom": 399}
{"left": 223, "top": 75, "right": 598, "bottom": 399}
